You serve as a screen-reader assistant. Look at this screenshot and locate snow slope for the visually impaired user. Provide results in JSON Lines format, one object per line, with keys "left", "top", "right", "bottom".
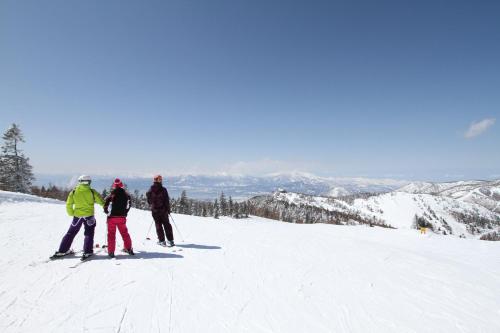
{"left": 353, "top": 192, "right": 498, "bottom": 235}
{"left": 1, "top": 191, "right": 500, "bottom": 332}
{"left": 327, "top": 187, "right": 350, "bottom": 197}
{"left": 399, "top": 179, "right": 500, "bottom": 213}
{"left": 259, "top": 191, "right": 500, "bottom": 238}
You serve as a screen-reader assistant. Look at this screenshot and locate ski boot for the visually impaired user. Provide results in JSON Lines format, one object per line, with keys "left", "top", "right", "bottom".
{"left": 50, "top": 249, "right": 74, "bottom": 260}
{"left": 81, "top": 253, "right": 93, "bottom": 261}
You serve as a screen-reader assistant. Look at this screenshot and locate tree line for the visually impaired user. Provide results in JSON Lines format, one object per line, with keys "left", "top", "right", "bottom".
{"left": 33, "top": 183, "right": 251, "bottom": 220}
{"left": 117, "top": 188, "right": 251, "bottom": 219}
{"left": 247, "top": 194, "right": 391, "bottom": 227}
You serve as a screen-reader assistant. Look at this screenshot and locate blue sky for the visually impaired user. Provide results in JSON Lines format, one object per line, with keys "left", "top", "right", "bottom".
{"left": 0, "top": 0, "right": 498, "bottom": 180}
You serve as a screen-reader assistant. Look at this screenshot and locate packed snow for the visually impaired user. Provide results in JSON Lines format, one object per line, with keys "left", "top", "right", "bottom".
{"left": 1, "top": 190, "right": 500, "bottom": 332}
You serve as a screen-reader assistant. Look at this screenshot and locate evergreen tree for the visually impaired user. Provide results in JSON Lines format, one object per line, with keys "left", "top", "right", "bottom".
{"left": 206, "top": 202, "right": 213, "bottom": 216}
{"left": 179, "top": 190, "right": 189, "bottom": 214}
{"left": 219, "top": 192, "right": 227, "bottom": 216}
{"left": 228, "top": 196, "right": 233, "bottom": 217}
{"left": 233, "top": 202, "right": 240, "bottom": 218}
{"left": 213, "top": 198, "right": 220, "bottom": 219}
{"left": 0, "top": 124, "right": 35, "bottom": 193}
{"left": 131, "top": 189, "right": 140, "bottom": 207}
{"left": 171, "top": 198, "right": 177, "bottom": 213}
{"left": 139, "top": 193, "right": 148, "bottom": 209}
{"left": 243, "top": 202, "right": 249, "bottom": 218}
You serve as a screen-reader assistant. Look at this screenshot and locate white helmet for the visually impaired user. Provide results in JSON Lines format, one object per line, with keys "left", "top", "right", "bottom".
{"left": 78, "top": 175, "right": 91, "bottom": 184}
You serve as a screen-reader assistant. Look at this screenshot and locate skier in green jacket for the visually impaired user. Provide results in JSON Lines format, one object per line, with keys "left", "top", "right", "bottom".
{"left": 51, "top": 175, "right": 105, "bottom": 260}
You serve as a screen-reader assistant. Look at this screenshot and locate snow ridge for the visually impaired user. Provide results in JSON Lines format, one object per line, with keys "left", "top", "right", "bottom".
{"left": 250, "top": 189, "right": 500, "bottom": 239}
{"left": 398, "top": 179, "right": 500, "bottom": 213}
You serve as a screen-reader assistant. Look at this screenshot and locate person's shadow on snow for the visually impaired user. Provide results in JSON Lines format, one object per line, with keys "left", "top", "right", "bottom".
{"left": 176, "top": 243, "right": 221, "bottom": 250}
{"left": 89, "top": 251, "right": 183, "bottom": 260}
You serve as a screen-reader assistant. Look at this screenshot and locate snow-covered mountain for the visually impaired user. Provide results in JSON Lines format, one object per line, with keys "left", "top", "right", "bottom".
{"left": 1, "top": 190, "right": 500, "bottom": 332}
{"left": 326, "top": 187, "right": 351, "bottom": 197}
{"left": 249, "top": 190, "right": 500, "bottom": 239}
{"left": 399, "top": 179, "right": 500, "bottom": 213}
{"left": 168, "top": 173, "right": 408, "bottom": 198}
{"left": 35, "top": 172, "right": 409, "bottom": 199}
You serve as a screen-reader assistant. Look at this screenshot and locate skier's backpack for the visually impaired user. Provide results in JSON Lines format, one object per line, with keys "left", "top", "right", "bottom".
{"left": 71, "top": 188, "right": 96, "bottom": 202}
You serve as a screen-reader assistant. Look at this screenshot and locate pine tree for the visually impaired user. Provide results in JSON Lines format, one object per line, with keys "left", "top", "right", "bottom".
{"left": 233, "top": 202, "right": 240, "bottom": 218}
{"left": 179, "top": 190, "right": 189, "bottom": 214}
{"left": 213, "top": 198, "right": 220, "bottom": 219}
{"left": 228, "top": 196, "right": 233, "bottom": 217}
{"left": 244, "top": 202, "right": 249, "bottom": 218}
{"left": 219, "top": 192, "right": 227, "bottom": 216}
{"left": 0, "top": 124, "right": 35, "bottom": 193}
{"left": 139, "top": 193, "right": 148, "bottom": 209}
{"left": 131, "top": 189, "right": 140, "bottom": 207}
{"left": 187, "top": 198, "right": 193, "bottom": 215}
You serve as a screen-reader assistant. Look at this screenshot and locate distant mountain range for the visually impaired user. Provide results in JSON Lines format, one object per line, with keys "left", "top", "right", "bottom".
{"left": 35, "top": 172, "right": 409, "bottom": 199}
{"left": 35, "top": 173, "right": 500, "bottom": 207}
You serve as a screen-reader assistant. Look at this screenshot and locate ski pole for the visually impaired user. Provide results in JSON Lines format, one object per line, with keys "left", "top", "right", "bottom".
{"left": 169, "top": 214, "right": 185, "bottom": 242}
{"left": 145, "top": 220, "right": 154, "bottom": 240}
{"left": 102, "top": 218, "right": 108, "bottom": 248}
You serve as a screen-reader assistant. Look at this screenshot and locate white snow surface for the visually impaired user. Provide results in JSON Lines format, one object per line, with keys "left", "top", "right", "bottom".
{"left": 353, "top": 192, "right": 498, "bottom": 233}
{"left": 1, "top": 191, "right": 500, "bottom": 333}
{"left": 398, "top": 180, "right": 500, "bottom": 213}
{"left": 327, "top": 187, "right": 350, "bottom": 197}
{"left": 271, "top": 191, "right": 499, "bottom": 238}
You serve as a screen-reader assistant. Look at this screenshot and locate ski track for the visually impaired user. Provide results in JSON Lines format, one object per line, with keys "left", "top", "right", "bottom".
{"left": 116, "top": 304, "right": 128, "bottom": 333}
{"left": 1, "top": 195, "right": 500, "bottom": 332}
{"left": 168, "top": 269, "right": 174, "bottom": 333}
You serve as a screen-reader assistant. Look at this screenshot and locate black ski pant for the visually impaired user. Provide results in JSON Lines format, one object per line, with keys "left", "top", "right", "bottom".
{"left": 152, "top": 211, "right": 174, "bottom": 242}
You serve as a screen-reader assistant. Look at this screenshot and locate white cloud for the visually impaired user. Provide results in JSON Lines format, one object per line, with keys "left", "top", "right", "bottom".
{"left": 464, "top": 118, "right": 496, "bottom": 139}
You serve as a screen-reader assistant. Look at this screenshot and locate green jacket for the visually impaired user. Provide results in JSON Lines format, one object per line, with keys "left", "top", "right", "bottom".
{"left": 66, "top": 184, "right": 105, "bottom": 217}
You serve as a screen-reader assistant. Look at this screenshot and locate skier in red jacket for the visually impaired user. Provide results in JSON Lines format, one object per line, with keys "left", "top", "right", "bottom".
{"left": 104, "top": 178, "right": 134, "bottom": 258}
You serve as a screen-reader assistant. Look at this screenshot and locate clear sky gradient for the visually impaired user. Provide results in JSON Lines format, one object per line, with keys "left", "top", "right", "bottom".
{"left": 1, "top": 0, "right": 499, "bottom": 180}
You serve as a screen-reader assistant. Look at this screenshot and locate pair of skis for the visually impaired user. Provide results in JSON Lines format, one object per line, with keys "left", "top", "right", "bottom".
{"left": 29, "top": 250, "right": 82, "bottom": 267}
{"left": 48, "top": 247, "right": 104, "bottom": 268}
